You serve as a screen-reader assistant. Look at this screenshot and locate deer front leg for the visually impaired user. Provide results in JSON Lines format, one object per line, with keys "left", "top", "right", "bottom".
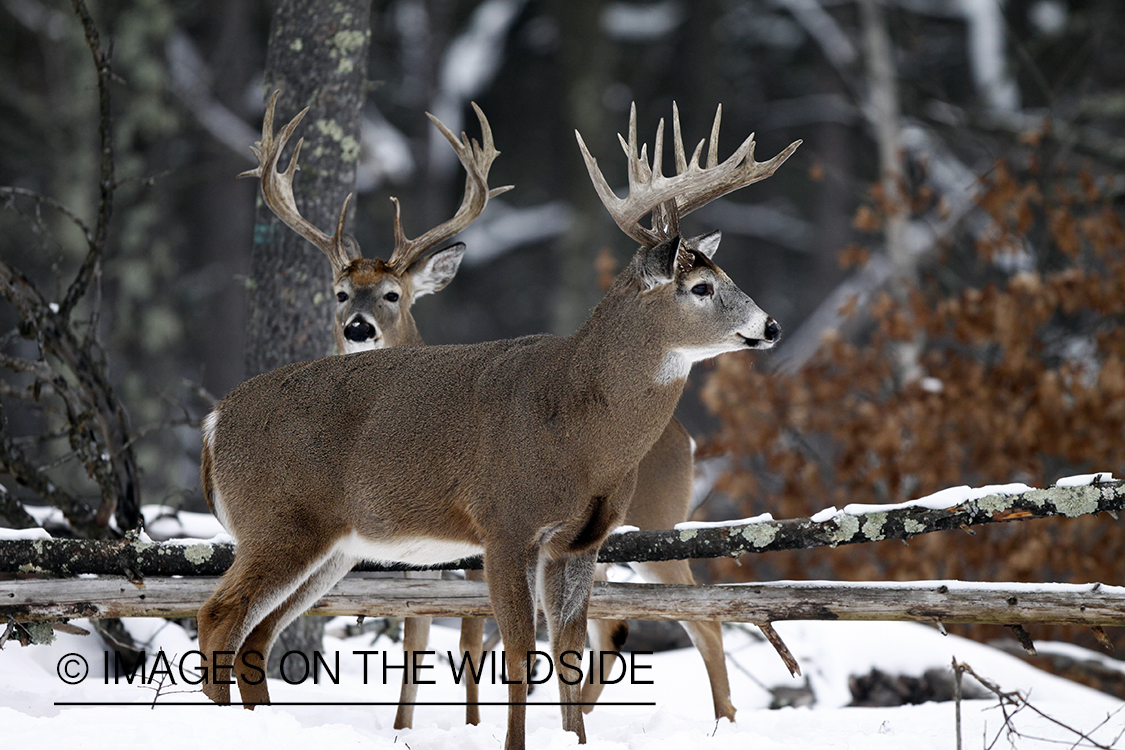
{"left": 460, "top": 568, "right": 487, "bottom": 725}
{"left": 484, "top": 543, "right": 538, "bottom": 750}
{"left": 540, "top": 549, "right": 598, "bottom": 743}
{"left": 394, "top": 569, "right": 441, "bottom": 729}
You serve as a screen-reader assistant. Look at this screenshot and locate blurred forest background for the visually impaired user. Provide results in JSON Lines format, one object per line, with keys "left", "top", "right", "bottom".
{"left": 2, "top": 0, "right": 1125, "bottom": 663}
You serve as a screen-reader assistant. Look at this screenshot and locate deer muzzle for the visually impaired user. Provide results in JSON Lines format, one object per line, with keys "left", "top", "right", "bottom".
{"left": 344, "top": 316, "right": 378, "bottom": 344}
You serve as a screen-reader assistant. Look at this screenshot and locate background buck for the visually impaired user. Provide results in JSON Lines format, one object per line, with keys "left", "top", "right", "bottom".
{"left": 233, "top": 91, "right": 508, "bottom": 730}
{"left": 197, "top": 103, "right": 798, "bottom": 750}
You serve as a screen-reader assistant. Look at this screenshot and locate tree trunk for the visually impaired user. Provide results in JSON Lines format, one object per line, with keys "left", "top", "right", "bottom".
{"left": 242, "top": 0, "right": 372, "bottom": 676}
{"left": 244, "top": 0, "right": 372, "bottom": 374}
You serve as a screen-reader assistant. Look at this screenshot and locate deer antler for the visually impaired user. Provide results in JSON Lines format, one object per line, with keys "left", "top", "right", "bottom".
{"left": 575, "top": 102, "right": 802, "bottom": 246}
{"left": 387, "top": 102, "right": 513, "bottom": 270}
{"left": 242, "top": 92, "right": 511, "bottom": 273}
{"left": 238, "top": 90, "right": 358, "bottom": 273}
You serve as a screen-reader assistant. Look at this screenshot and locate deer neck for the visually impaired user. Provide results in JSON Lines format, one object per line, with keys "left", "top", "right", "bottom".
{"left": 393, "top": 314, "right": 425, "bottom": 347}
{"left": 565, "top": 278, "right": 687, "bottom": 467}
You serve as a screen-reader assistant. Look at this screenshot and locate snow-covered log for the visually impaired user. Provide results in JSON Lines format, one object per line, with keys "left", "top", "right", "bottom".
{"left": 1, "top": 480, "right": 1121, "bottom": 576}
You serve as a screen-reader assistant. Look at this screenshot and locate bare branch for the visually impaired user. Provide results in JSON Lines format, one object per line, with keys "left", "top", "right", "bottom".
{"left": 0, "top": 415, "right": 95, "bottom": 531}
{"left": 0, "top": 1, "right": 141, "bottom": 535}
{"left": 0, "top": 187, "right": 94, "bottom": 246}
{"left": 60, "top": 0, "right": 114, "bottom": 320}
{"left": 954, "top": 660, "right": 1122, "bottom": 750}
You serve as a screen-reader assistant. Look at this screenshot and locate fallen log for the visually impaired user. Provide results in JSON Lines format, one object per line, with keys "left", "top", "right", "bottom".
{"left": 4, "top": 576, "right": 1124, "bottom": 627}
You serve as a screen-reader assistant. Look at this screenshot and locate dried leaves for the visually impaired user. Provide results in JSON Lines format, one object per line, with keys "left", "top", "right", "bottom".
{"left": 701, "top": 156, "right": 1125, "bottom": 649}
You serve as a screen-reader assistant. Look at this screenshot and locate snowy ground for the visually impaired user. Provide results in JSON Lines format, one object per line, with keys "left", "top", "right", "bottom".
{"left": 5, "top": 491, "right": 1125, "bottom": 748}
{"left": 3, "top": 614, "right": 1123, "bottom": 749}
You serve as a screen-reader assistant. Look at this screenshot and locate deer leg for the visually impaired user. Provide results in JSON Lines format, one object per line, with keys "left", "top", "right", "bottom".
{"left": 394, "top": 569, "right": 441, "bottom": 730}
{"left": 578, "top": 563, "right": 630, "bottom": 713}
{"left": 540, "top": 549, "right": 598, "bottom": 743}
{"left": 235, "top": 551, "right": 356, "bottom": 706}
{"left": 197, "top": 541, "right": 336, "bottom": 705}
{"left": 632, "top": 559, "right": 736, "bottom": 721}
{"left": 460, "top": 567, "right": 487, "bottom": 725}
{"left": 484, "top": 543, "right": 538, "bottom": 750}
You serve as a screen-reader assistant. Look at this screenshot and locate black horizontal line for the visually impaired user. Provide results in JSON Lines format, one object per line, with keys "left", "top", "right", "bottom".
{"left": 54, "top": 701, "right": 657, "bottom": 707}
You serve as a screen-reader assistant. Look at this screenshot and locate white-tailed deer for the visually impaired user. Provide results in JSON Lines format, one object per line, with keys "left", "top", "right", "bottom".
{"left": 239, "top": 91, "right": 510, "bottom": 355}
{"left": 228, "top": 91, "right": 508, "bottom": 730}
{"left": 197, "top": 102, "right": 798, "bottom": 750}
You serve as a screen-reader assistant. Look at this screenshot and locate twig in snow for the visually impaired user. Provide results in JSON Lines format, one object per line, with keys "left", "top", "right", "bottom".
{"left": 953, "top": 658, "right": 1123, "bottom": 750}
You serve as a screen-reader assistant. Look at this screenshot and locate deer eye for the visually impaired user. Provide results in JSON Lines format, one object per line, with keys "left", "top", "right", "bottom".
{"left": 691, "top": 283, "right": 713, "bottom": 297}
{"left": 336, "top": 291, "right": 348, "bottom": 303}
{"left": 384, "top": 291, "right": 400, "bottom": 303}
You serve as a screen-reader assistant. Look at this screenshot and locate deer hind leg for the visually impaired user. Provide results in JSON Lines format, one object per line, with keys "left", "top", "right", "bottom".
{"left": 632, "top": 559, "right": 736, "bottom": 721}
{"left": 484, "top": 543, "right": 538, "bottom": 750}
{"left": 578, "top": 563, "right": 629, "bottom": 714}
{"left": 540, "top": 549, "right": 598, "bottom": 743}
{"left": 460, "top": 568, "right": 487, "bottom": 725}
{"left": 235, "top": 550, "right": 356, "bottom": 706}
{"left": 394, "top": 569, "right": 441, "bottom": 730}
{"left": 197, "top": 541, "right": 337, "bottom": 705}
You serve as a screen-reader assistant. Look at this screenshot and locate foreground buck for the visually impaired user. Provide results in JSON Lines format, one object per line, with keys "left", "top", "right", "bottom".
{"left": 198, "top": 103, "right": 798, "bottom": 749}
{"left": 237, "top": 91, "right": 507, "bottom": 730}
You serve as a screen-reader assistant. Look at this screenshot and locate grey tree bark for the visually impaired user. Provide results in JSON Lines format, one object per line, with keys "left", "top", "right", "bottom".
{"left": 242, "top": 0, "right": 372, "bottom": 677}
{"left": 244, "top": 0, "right": 372, "bottom": 374}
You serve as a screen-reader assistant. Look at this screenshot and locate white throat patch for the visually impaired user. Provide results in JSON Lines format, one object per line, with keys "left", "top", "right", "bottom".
{"left": 342, "top": 338, "right": 384, "bottom": 354}
{"left": 654, "top": 351, "right": 692, "bottom": 385}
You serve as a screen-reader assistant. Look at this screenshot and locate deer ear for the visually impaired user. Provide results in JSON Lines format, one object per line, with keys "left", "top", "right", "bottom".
{"left": 687, "top": 231, "right": 721, "bottom": 259}
{"left": 638, "top": 236, "right": 682, "bottom": 290}
{"left": 408, "top": 242, "right": 466, "bottom": 298}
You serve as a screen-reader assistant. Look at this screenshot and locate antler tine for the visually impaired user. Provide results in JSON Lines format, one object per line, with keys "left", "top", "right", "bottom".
{"left": 577, "top": 126, "right": 661, "bottom": 247}
{"left": 387, "top": 103, "right": 511, "bottom": 269}
{"left": 468, "top": 101, "right": 514, "bottom": 203}
{"left": 652, "top": 117, "right": 666, "bottom": 180}
{"left": 577, "top": 101, "right": 802, "bottom": 247}
{"left": 673, "top": 132, "right": 802, "bottom": 219}
{"left": 238, "top": 90, "right": 356, "bottom": 272}
{"left": 706, "top": 103, "right": 721, "bottom": 170}
{"left": 672, "top": 102, "right": 687, "bottom": 175}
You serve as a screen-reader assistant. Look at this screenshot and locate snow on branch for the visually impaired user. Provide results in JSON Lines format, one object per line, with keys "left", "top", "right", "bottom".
{"left": 0, "top": 479, "right": 1121, "bottom": 578}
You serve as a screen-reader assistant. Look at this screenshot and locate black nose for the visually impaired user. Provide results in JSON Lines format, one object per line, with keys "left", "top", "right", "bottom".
{"left": 764, "top": 317, "right": 781, "bottom": 342}
{"left": 344, "top": 318, "right": 376, "bottom": 342}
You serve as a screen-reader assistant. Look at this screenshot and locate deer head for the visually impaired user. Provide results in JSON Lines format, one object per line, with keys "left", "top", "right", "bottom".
{"left": 239, "top": 91, "right": 511, "bottom": 352}
{"left": 575, "top": 102, "right": 799, "bottom": 375}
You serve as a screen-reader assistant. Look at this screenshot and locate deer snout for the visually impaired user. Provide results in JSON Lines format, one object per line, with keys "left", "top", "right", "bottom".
{"left": 764, "top": 317, "right": 781, "bottom": 343}
{"left": 344, "top": 316, "right": 378, "bottom": 344}
{"left": 739, "top": 313, "right": 781, "bottom": 350}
